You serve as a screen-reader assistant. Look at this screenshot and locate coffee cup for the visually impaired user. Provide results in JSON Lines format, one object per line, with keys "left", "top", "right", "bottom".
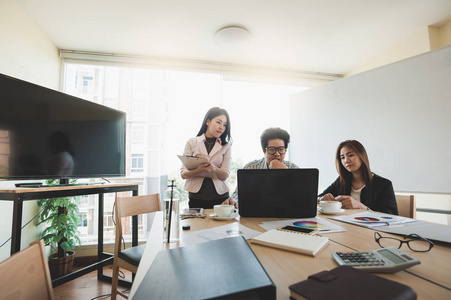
{"left": 214, "top": 205, "right": 236, "bottom": 217}
{"left": 319, "top": 201, "right": 342, "bottom": 213}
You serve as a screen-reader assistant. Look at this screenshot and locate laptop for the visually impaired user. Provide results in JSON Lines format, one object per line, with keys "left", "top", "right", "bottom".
{"left": 237, "top": 168, "right": 319, "bottom": 218}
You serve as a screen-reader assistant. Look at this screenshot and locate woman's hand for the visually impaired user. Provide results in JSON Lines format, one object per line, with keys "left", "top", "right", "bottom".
{"left": 181, "top": 162, "right": 212, "bottom": 179}
{"left": 182, "top": 161, "right": 228, "bottom": 181}
{"left": 318, "top": 193, "right": 335, "bottom": 202}
{"left": 336, "top": 195, "right": 367, "bottom": 209}
{"left": 222, "top": 198, "right": 238, "bottom": 208}
{"left": 199, "top": 163, "right": 215, "bottom": 173}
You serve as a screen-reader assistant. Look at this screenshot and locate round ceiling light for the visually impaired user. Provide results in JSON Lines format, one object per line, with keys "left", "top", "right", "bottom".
{"left": 214, "top": 26, "right": 251, "bottom": 50}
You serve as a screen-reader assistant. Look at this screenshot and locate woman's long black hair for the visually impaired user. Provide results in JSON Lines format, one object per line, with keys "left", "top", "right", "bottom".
{"left": 196, "top": 107, "right": 231, "bottom": 145}
{"left": 335, "top": 140, "right": 373, "bottom": 202}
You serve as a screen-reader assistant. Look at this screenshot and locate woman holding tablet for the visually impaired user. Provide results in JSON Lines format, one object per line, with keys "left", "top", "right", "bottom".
{"left": 181, "top": 107, "right": 232, "bottom": 208}
{"left": 318, "top": 140, "right": 398, "bottom": 214}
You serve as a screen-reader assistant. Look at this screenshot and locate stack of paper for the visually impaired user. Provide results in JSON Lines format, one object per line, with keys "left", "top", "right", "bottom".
{"left": 251, "top": 229, "right": 329, "bottom": 256}
{"left": 329, "top": 212, "right": 416, "bottom": 229}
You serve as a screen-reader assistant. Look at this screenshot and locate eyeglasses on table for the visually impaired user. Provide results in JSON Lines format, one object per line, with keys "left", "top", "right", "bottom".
{"left": 181, "top": 213, "right": 207, "bottom": 220}
{"left": 374, "top": 232, "right": 434, "bottom": 252}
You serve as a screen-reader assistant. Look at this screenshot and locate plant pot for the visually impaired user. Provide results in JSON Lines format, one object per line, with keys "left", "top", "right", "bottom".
{"left": 48, "top": 251, "right": 75, "bottom": 279}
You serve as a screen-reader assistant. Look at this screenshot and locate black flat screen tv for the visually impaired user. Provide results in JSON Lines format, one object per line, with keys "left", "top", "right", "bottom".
{"left": 0, "top": 73, "right": 126, "bottom": 181}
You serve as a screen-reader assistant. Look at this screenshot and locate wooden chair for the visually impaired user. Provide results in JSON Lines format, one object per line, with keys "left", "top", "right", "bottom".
{"left": 111, "top": 194, "right": 161, "bottom": 300}
{"left": 0, "top": 239, "right": 54, "bottom": 300}
{"left": 395, "top": 195, "right": 416, "bottom": 218}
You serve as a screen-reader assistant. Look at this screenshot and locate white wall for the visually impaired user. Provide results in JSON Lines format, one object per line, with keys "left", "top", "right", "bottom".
{"left": 438, "top": 21, "right": 451, "bottom": 48}
{"left": 347, "top": 20, "right": 451, "bottom": 77}
{"left": 0, "top": 0, "right": 60, "bottom": 261}
{"left": 0, "top": 0, "right": 60, "bottom": 87}
{"left": 290, "top": 46, "right": 451, "bottom": 225}
{"left": 346, "top": 28, "right": 431, "bottom": 77}
{"left": 289, "top": 45, "right": 451, "bottom": 193}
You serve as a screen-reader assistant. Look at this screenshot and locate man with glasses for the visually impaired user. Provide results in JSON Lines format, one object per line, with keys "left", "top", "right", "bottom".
{"left": 222, "top": 127, "right": 299, "bottom": 208}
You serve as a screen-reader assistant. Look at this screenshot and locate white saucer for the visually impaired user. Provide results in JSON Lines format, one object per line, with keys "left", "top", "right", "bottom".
{"left": 318, "top": 208, "right": 345, "bottom": 215}
{"left": 209, "top": 212, "right": 239, "bottom": 221}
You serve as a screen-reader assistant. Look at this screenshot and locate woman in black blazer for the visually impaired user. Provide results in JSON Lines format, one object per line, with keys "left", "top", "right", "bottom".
{"left": 318, "top": 140, "right": 398, "bottom": 215}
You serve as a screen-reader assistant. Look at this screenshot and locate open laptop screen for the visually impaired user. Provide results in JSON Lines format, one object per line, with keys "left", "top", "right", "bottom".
{"left": 237, "top": 169, "right": 319, "bottom": 218}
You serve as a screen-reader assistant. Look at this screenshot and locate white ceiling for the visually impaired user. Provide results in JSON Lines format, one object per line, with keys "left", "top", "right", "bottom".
{"left": 15, "top": 0, "right": 451, "bottom": 75}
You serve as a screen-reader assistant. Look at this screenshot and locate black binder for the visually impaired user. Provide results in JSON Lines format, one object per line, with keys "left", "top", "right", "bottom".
{"left": 289, "top": 265, "right": 417, "bottom": 300}
{"left": 133, "top": 236, "right": 276, "bottom": 299}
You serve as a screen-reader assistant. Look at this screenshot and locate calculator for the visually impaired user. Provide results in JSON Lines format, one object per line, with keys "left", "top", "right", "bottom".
{"left": 332, "top": 246, "right": 421, "bottom": 273}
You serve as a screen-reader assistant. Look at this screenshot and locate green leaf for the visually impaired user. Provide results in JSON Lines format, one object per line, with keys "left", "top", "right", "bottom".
{"left": 60, "top": 241, "right": 71, "bottom": 251}
{"left": 37, "top": 185, "right": 81, "bottom": 255}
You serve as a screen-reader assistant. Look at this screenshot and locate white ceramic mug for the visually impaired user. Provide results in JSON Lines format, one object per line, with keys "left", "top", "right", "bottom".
{"left": 319, "top": 201, "right": 342, "bottom": 212}
{"left": 214, "top": 205, "right": 235, "bottom": 217}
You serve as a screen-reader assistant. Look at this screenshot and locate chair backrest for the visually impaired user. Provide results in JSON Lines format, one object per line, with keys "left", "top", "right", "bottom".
{"left": 0, "top": 239, "right": 54, "bottom": 300}
{"left": 395, "top": 195, "right": 416, "bottom": 218}
{"left": 114, "top": 194, "right": 161, "bottom": 252}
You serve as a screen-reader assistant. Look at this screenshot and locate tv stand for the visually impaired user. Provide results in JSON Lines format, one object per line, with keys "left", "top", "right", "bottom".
{"left": 0, "top": 183, "right": 139, "bottom": 287}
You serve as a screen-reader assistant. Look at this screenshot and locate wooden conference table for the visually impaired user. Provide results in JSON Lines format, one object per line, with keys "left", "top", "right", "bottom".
{"left": 130, "top": 209, "right": 451, "bottom": 299}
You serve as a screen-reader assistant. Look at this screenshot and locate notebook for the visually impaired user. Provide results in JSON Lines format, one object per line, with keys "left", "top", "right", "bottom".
{"left": 251, "top": 229, "right": 329, "bottom": 257}
{"left": 133, "top": 236, "right": 276, "bottom": 299}
{"left": 238, "top": 168, "right": 319, "bottom": 218}
{"left": 289, "top": 265, "right": 417, "bottom": 300}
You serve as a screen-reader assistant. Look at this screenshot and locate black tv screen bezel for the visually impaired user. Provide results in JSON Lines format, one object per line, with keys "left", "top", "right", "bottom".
{"left": 0, "top": 73, "right": 126, "bottom": 181}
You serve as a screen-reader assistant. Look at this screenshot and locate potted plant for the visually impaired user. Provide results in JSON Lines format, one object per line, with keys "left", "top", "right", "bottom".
{"left": 37, "top": 179, "right": 82, "bottom": 278}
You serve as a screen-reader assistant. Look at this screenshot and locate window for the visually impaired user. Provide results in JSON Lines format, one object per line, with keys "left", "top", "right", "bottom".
{"left": 0, "top": 130, "right": 10, "bottom": 177}
{"left": 103, "top": 67, "right": 120, "bottom": 108}
{"left": 61, "top": 61, "right": 310, "bottom": 245}
{"left": 131, "top": 124, "right": 145, "bottom": 145}
{"left": 64, "top": 65, "right": 103, "bottom": 102}
{"left": 78, "top": 212, "right": 88, "bottom": 227}
{"left": 131, "top": 69, "right": 151, "bottom": 120}
{"left": 82, "top": 76, "right": 93, "bottom": 93}
{"left": 104, "top": 212, "right": 115, "bottom": 230}
{"left": 131, "top": 154, "right": 144, "bottom": 173}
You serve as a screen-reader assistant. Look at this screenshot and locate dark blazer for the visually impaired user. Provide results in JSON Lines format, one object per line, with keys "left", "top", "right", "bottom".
{"left": 318, "top": 174, "right": 398, "bottom": 215}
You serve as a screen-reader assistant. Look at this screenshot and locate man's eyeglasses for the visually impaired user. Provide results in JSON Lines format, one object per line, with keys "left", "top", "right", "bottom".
{"left": 374, "top": 232, "right": 434, "bottom": 252}
{"left": 265, "top": 147, "right": 286, "bottom": 155}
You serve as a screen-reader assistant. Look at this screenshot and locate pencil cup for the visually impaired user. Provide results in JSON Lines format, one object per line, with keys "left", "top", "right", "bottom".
{"left": 163, "top": 186, "right": 180, "bottom": 243}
